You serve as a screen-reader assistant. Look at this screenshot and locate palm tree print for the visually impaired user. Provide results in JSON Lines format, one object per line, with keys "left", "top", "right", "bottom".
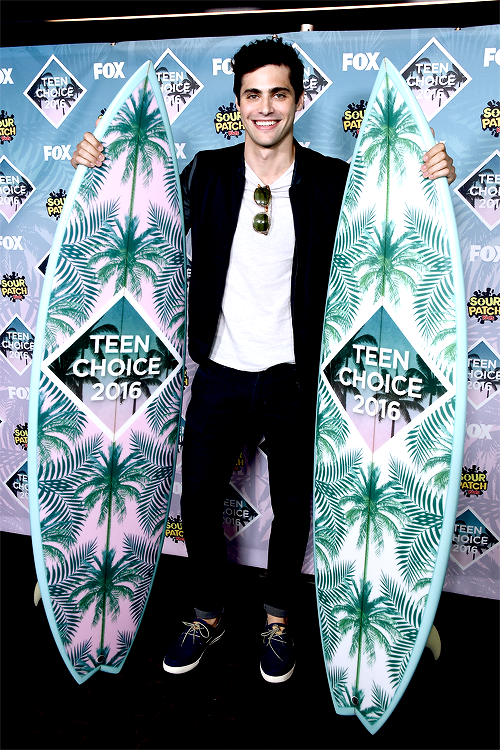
{"left": 331, "top": 579, "right": 400, "bottom": 670}
{"left": 88, "top": 213, "right": 167, "bottom": 299}
{"left": 339, "top": 464, "right": 407, "bottom": 555}
{"left": 76, "top": 443, "right": 146, "bottom": 527}
{"left": 361, "top": 77, "right": 422, "bottom": 187}
{"left": 104, "top": 85, "right": 171, "bottom": 197}
{"left": 69, "top": 548, "right": 142, "bottom": 655}
{"left": 352, "top": 220, "right": 425, "bottom": 306}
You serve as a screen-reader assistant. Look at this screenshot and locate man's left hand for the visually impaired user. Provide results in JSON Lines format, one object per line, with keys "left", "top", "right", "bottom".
{"left": 421, "top": 141, "right": 456, "bottom": 185}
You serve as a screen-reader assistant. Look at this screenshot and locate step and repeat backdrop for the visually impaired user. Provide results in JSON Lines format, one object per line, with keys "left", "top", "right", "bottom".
{"left": 1, "top": 24, "right": 499, "bottom": 599}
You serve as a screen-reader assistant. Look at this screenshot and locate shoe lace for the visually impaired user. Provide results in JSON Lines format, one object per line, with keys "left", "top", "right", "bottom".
{"left": 261, "top": 624, "right": 286, "bottom": 661}
{"left": 181, "top": 620, "right": 210, "bottom": 645}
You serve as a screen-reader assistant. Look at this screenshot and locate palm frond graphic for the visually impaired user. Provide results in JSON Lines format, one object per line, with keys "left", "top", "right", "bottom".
{"left": 323, "top": 207, "right": 377, "bottom": 349}
{"left": 122, "top": 534, "right": 160, "bottom": 626}
{"left": 46, "top": 539, "right": 98, "bottom": 646}
{"left": 45, "top": 201, "right": 120, "bottom": 350}
{"left": 360, "top": 683, "right": 391, "bottom": 722}
{"left": 315, "top": 449, "right": 364, "bottom": 563}
{"left": 39, "top": 433, "right": 104, "bottom": 559}
{"left": 406, "top": 399, "right": 454, "bottom": 490}
{"left": 342, "top": 158, "right": 369, "bottom": 217}
{"left": 388, "top": 456, "right": 445, "bottom": 588}
{"left": 316, "top": 379, "right": 350, "bottom": 464}
{"left": 379, "top": 572, "right": 424, "bottom": 689}
{"left": 37, "top": 378, "right": 87, "bottom": 463}
{"left": 129, "top": 431, "right": 176, "bottom": 536}
{"left": 317, "top": 560, "right": 356, "bottom": 661}
{"left": 77, "top": 158, "right": 112, "bottom": 204}
{"left": 145, "top": 376, "right": 182, "bottom": 439}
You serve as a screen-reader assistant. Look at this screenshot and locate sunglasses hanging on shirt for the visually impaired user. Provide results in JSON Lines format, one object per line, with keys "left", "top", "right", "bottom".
{"left": 253, "top": 185, "right": 271, "bottom": 235}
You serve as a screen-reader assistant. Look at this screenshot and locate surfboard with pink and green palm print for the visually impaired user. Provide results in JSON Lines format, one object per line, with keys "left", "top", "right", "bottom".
{"left": 314, "top": 58, "right": 467, "bottom": 734}
{"left": 29, "top": 61, "right": 186, "bottom": 683}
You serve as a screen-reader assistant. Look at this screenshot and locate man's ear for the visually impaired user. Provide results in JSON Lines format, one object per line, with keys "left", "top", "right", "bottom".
{"left": 296, "top": 92, "right": 305, "bottom": 113}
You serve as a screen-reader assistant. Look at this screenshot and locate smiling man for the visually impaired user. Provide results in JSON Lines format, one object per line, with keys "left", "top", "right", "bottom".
{"left": 72, "top": 37, "right": 455, "bottom": 684}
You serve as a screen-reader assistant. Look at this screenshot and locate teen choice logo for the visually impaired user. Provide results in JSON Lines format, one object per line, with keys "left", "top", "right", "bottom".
{"left": 43, "top": 292, "right": 182, "bottom": 441}
{"left": 322, "top": 308, "right": 449, "bottom": 451}
{"left": 450, "top": 507, "right": 499, "bottom": 570}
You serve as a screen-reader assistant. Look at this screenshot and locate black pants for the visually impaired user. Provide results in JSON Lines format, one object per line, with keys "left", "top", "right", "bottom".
{"left": 181, "top": 359, "right": 312, "bottom": 619}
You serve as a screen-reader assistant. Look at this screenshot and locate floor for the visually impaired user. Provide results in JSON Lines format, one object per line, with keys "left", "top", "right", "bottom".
{"left": 1, "top": 529, "right": 498, "bottom": 750}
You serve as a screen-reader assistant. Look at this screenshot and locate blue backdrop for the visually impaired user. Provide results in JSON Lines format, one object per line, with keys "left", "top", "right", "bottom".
{"left": 0, "top": 24, "right": 498, "bottom": 599}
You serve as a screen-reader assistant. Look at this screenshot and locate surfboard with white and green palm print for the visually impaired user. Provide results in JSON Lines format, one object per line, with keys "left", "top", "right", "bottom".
{"left": 28, "top": 61, "right": 186, "bottom": 683}
{"left": 314, "top": 58, "right": 466, "bottom": 733}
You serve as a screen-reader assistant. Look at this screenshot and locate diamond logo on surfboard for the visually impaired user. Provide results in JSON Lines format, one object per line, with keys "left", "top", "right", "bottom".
{"left": 42, "top": 290, "right": 182, "bottom": 441}
{"left": 322, "top": 307, "right": 451, "bottom": 451}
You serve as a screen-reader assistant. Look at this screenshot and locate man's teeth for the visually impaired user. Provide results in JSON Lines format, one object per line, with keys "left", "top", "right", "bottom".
{"left": 255, "top": 121, "right": 277, "bottom": 126}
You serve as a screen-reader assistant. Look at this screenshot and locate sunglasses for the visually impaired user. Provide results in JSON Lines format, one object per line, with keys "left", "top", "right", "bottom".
{"left": 253, "top": 185, "right": 271, "bottom": 235}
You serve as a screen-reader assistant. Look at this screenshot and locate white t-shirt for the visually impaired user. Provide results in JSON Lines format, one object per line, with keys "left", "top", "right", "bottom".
{"left": 210, "top": 162, "right": 296, "bottom": 371}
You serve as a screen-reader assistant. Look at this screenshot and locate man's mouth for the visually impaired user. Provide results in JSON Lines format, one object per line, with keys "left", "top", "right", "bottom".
{"left": 254, "top": 120, "right": 279, "bottom": 127}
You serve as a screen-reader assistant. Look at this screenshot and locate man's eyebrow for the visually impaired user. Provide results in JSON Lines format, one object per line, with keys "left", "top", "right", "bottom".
{"left": 241, "top": 86, "right": 292, "bottom": 95}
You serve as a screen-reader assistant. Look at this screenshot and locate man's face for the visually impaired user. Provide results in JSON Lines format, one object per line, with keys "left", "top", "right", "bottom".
{"left": 236, "top": 64, "right": 304, "bottom": 152}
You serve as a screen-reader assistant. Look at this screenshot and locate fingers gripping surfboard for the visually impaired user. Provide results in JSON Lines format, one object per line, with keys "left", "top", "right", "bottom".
{"left": 28, "top": 62, "right": 186, "bottom": 683}
{"left": 314, "top": 59, "right": 466, "bottom": 733}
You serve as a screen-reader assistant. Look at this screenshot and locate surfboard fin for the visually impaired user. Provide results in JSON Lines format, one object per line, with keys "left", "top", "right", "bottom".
{"left": 425, "top": 624, "right": 441, "bottom": 660}
{"left": 34, "top": 581, "right": 41, "bottom": 606}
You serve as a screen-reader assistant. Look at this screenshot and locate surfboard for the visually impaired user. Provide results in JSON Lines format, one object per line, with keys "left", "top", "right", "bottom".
{"left": 313, "top": 58, "right": 467, "bottom": 733}
{"left": 28, "top": 61, "right": 186, "bottom": 684}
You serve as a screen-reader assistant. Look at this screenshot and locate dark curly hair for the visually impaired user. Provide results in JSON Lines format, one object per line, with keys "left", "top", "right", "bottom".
{"left": 232, "top": 37, "right": 304, "bottom": 104}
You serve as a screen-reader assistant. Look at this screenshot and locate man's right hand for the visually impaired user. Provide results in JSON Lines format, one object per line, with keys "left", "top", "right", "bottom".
{"left": 71, "top": 131, "right": 105, "bottom": 169}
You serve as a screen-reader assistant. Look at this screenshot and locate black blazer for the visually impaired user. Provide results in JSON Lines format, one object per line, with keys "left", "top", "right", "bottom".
{"left": 180, "top": 140, "right": 349, "bottom": 410}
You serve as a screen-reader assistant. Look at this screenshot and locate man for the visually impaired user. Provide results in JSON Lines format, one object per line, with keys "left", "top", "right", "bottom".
{"left": 72, "top": 37, "right": 455, "bottom": 684}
